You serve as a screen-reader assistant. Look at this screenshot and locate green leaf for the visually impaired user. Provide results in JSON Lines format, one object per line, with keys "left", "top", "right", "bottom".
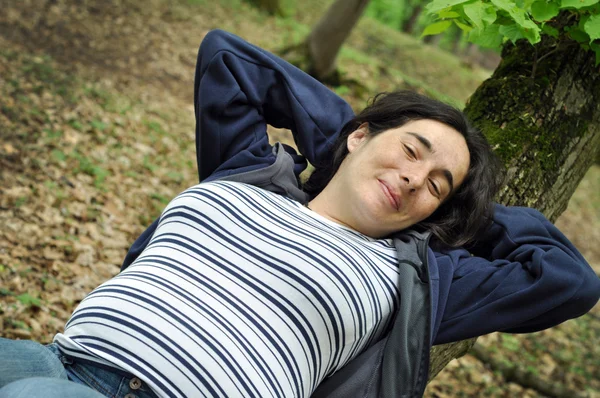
{"left": 582, "top": 2, "right": 600, "bottom": 11}
{"left": 16, "top": 293, "right": 41, "bottom": 307}
{"left": 499, "top": 23, "right": 526, "bottom": 42}
{"left": 454, "top": 19, "right": 474, "bottom": 31}
{"left": 469, "top": 24, "right": 504, "bottom": 48}
{"left": 421, "top": 20, "right": 453, "bottom": 36}
{"left": 438, "top": 10, "right": 461, "bottom": 18}
{"left": 491, "top": 0, "right": 528, "bottom": 25}
{"left": 90, "top": 119, "right": 108, "bottom": 131}
{"left": 482, "top": 5, "right": 499, "bottom": 24}
{"left": 542, "top": 24, "right": 560, "bottom": 37}
{"left": 578, "top": 13, "right": 591, "bottom": 28}
{"left": 463, "top": 1, "right": 498, "bottom": 28}
{"left": 560, "top": 0, "right": 599, "bottom": 9}
{"left": 531, "top": 0, "right": 560, "bottom": 21}
{"left": 463, "top": 2, "right": 486, "bottom": 29}
{"left": 334, "top": 85, "right": 350, "bottom": 96}
{"left": 583, "top": 13, "right": 600, "bottom": 40}
{"left": 425, "top": 0, "right": 472, "bottom": 13}
{"left": 568, "top": 26, "right": 591, "bottom": 41}
{"left": 51, "top": 149, "right": 66, "bottom": 162}
{"left": 521, "top": 19, "right": 542, "bottom": 43}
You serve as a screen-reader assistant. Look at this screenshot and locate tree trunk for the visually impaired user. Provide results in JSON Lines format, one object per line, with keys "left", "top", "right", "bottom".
{"left": 245, "top": 0, "right": 284, "bottom": 16}
{"left": 463, "top": 42, "right": 477, "bottom": 57}
{"left": 401, "top": 4, "right": 423, "bottom": 34}
{"left": 451, "top": 27, "right": 462, "bottom": 54}
{"left": 423, "top": 33, "right": 443, "bottom": 46}
{"left": 280, "top": 0, "right": 370, "bottom": 82}
{"left": 428, "top": 30, "right": 600, "bottom": 380}
{"left": 429, "top": 339, "right": 476, "bottom": 379}
{"left": 466, "top": 39, "right": 600, "bottom": 221}
{"left": 308, "top": 0, "right": 370, "bottom": 80}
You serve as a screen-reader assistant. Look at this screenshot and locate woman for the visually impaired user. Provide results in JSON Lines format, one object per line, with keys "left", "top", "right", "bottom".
{"left": 1, "top": 30, "right": 598, "bottom": 398}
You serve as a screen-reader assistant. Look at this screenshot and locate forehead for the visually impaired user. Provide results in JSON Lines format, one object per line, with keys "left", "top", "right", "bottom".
{"left": 394, "top": 119, "right": 470, "bottom": 182}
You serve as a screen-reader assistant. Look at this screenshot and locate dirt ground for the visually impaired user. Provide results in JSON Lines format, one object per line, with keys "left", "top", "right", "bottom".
{"left": 1, "top": 0, "right": 599, "bottom": 397}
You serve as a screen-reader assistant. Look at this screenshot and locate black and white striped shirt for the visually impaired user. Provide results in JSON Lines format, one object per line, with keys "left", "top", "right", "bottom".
{"left": 55, "top": 181, "right": 402, "bottom": 398}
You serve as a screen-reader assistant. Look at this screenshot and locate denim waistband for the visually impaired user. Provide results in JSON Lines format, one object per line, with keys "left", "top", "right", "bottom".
{"left": 48, "top": 344, "right": 158, "bottom": 398}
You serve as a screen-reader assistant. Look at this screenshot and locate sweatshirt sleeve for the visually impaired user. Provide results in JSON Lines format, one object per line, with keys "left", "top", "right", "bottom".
{"left": 433, "top": 204, "right": 600, "bottom": 345}
{"left": 122, "top": 30, "right": 354, "bottom": 270}
{"left": 193, "top": 29, "right": 355, "bottom": 182}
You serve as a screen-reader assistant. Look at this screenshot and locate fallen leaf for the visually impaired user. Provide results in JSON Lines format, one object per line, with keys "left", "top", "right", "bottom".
{"left": 3, "top": 143, "right": 17, "bottom": 154}
{"left": 42, "top": 246, "right": 63, "bottom": 260}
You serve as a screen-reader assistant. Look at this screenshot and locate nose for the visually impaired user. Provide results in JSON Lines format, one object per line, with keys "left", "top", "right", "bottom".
{"left": 402, "top": 172, "right": 426, "bottom": 193}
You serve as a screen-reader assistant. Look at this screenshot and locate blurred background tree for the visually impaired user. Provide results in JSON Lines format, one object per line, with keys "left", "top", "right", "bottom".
{"left": 245, "top": 0, "right": 285, "bottom": 16}
{"left": 279, "top": 0, "right": 371, "bottom": 83}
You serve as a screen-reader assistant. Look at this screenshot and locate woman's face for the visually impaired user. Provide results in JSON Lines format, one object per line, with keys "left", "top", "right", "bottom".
{"left": 334, "top": 119, "right": 470, "bottom": 238}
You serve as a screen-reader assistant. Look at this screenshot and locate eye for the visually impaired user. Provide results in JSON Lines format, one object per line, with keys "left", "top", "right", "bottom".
{"left": 429, "top": 179, "right": 441, "bottom": 198}
{"left": 404, "top": 144, "right": 417, "bottom": 159}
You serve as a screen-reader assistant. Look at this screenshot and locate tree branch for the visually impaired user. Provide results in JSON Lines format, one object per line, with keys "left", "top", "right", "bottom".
{"left": 531, "top": 45, "right": 562, "bottom": 79}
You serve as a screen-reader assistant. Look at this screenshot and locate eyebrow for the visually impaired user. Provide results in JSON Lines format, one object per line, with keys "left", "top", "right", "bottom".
{"left": 407, "top": 132, "right": 433, "bottom": 152}
{"left": 443, "top": 170, "right": 454, "bottom": 193}
{"left": 407, "top": 132, "right": 455, "bottom": 193}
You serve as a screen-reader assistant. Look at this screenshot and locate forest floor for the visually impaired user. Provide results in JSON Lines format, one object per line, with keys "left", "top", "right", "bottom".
{"left": 0, "top": 0, "right": 598, "bottom": 397}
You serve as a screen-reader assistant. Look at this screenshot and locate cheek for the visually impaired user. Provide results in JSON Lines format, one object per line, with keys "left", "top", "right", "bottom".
{"left": 381, "top": 150, "right": 402, "bottom": 168}
{"left": 416, "top": 197, "right": 440, "bottom": 220}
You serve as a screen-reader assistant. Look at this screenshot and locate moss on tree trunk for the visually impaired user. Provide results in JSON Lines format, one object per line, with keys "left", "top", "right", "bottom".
{"left": 466, "top": 37, "right": 600, "bottom": 222}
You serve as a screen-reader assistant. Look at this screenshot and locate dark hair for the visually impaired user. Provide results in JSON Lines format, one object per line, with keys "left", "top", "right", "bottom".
{"left": 303, "top": 90, "right": 503, "bottom": 247}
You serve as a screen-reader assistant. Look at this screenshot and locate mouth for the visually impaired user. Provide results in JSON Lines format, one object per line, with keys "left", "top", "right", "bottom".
{"left": 378, "top": 179, "right": 400, "bottom": 210}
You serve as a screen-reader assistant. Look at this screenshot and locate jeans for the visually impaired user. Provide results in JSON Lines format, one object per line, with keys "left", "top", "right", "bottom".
{"left": 0, "top": 338, "right": 158, "bottom": 398}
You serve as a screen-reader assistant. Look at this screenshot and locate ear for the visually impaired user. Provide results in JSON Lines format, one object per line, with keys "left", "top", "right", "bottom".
{"left": 347, "top": 123, "right": 369, "bottom": 153}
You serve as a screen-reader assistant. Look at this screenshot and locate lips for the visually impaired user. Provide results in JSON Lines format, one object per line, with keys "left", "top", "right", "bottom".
{"left": 378, "top": 179, "right": 400, "bottom": 210}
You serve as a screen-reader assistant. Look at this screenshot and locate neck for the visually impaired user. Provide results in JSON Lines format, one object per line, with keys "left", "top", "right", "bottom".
{"left": 307, "top": 177, "right": 354, "bottom": 230}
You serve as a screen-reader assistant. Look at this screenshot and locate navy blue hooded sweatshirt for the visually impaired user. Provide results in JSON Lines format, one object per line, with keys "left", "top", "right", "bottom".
{"left": 122, "top": 29, "right": 600, "bottom": 394}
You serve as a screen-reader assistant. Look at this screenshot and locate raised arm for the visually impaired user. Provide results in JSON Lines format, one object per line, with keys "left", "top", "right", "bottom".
{"left": 194, "top": 29, "right": 355, "bottom": 181}
{"left": 433, "top": 204, "right": 600, "bottom": 344}
{"left": 122, "top": 30, "right": 354, "bottom": 269}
